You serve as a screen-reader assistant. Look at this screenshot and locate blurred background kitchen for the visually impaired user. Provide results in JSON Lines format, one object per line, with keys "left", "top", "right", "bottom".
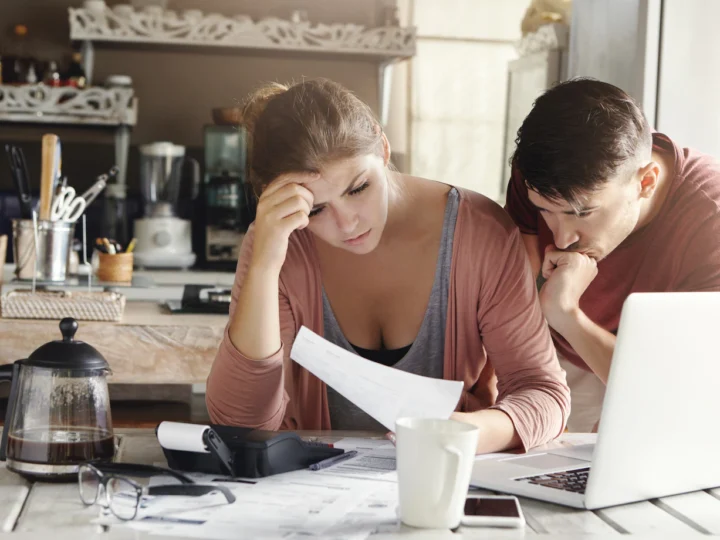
{"left": 0, "top": 0, "right": 717, "bottom": 425}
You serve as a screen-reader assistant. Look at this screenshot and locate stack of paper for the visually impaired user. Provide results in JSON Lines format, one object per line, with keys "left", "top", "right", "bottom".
{"left": 97, "top": 439, "right": 401, "bottom": 539}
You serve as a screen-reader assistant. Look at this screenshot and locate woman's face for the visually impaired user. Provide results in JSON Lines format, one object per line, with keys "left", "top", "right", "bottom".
{"left": 303, "top": 152, "right": 390, "bottom": 255}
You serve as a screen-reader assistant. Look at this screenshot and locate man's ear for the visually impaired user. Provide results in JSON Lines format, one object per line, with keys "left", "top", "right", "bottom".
{"left": 380, "top": 131, "right": 392, "bottom": 167}
{"left": 637, "top": 161, "right": 661, "bottom": 199}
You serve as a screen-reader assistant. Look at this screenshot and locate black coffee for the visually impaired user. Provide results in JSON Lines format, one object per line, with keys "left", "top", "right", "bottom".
{"left": 7, "top": 427, "right": 115, "bottom": 464}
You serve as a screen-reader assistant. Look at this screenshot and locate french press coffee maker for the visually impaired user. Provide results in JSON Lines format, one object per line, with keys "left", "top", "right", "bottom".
{"left": 0, "top": 318, "right": 115, "bottom": 481}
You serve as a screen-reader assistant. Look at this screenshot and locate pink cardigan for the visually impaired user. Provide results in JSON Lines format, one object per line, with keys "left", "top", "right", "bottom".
{"left": 206, "top": 188, "right": 569, "bottom": 450}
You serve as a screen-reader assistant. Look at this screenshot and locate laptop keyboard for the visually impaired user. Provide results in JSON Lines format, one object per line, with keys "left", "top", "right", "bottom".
{"left": 515, "top": 467, "right": 590, "bottom": 494}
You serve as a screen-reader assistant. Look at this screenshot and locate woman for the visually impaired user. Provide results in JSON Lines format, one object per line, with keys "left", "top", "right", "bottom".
{"left": 206, "top": 79, "right": 569, "bottom": 453}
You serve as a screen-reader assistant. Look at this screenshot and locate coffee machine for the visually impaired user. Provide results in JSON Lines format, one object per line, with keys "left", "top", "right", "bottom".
{"left": 133, "top": 142, "right": 199, "bottom": 269}
{"left": 199, "top": 125, "right": 255, "bottom": 269}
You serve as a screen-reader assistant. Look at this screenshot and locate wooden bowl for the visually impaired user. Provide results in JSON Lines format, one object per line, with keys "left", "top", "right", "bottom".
{"left": 212, "top": 107, "right": 243, "bottom": 126}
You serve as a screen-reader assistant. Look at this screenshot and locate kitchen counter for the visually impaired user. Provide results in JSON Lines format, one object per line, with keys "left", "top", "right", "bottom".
{"left": 2, "top": 263, "right": 236, "bottom": 284}
{"left": 0, "top": 301, "right": 228, "bottom": 384}
{"left": 0, "top": 265, "right": 236, "bottom": 385}
{"left": 1, "top": 264, "right": 236, "bottom": 301}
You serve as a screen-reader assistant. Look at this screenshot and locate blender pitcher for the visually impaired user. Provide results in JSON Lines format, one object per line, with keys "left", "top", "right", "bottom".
{"left": 139, "top": 142, "right": 199, "bottom": 218}
{"left": 133, "top": 142, "right": 200, "bottom": 269}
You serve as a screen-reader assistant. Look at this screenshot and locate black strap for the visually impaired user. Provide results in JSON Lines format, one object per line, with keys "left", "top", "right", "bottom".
{"left": 93, "top": 462, "right": 194, "bottom": 484}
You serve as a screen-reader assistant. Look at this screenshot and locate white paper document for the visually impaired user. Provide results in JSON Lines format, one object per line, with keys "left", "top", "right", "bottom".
{"left": 102, "top": 465, "right": 399, "bottom": 540}
{"left": 321, "top": 438, "right": 398, "bottom": 481}
{"left": 290, "top": 326, "right": 463, "bottom": 431}
{"left": 545, "top": 432, "right": 597, "bottom": 460}
{"left": 472, "top": 432, "right": 599, "bottom": 464}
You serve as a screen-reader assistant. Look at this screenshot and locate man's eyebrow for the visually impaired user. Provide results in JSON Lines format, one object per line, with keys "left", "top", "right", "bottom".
{"left": 311, "top": 170, "right": 367, "bottom": 210}
{"left": 572, "top": 206, "right": 598, "bottom": 214}
{"left": 530, "top": 201, "right": 598, "bottom": 215}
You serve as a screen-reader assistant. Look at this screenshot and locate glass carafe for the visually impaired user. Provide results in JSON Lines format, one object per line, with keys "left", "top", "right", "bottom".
{"left": 0, "top": 318, "right": 114, "bottom": 481}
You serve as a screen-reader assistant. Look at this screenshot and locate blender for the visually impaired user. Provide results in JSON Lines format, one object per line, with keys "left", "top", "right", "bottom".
{"left": 133, "top": 142, "right": 199, "bottom": 269}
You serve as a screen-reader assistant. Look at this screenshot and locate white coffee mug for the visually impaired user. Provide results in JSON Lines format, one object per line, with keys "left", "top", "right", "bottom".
{"left": 395, "top": 417, "right": 479, "bottom": 529}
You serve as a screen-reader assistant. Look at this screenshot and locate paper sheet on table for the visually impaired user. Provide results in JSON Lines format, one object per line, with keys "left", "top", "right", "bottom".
{"left": 545, "top": 432, "right": 597, "bottom": 460}
{"left": 320, "top": 438, "right": 398, "bottom": 481}
{"left": 110, "top": 466, "right": 399, "bottom": 540}
{"left": 472, "top": 432, "right": 599, "bottom": 463}
{"left": 290, "top": 326, "right": 463, "bottom": 431}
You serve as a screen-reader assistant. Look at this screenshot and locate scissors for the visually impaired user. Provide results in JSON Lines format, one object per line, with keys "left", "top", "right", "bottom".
{"left": 50, "top": 186, "right": 87, "bottom": 222}
{"left": 50, "top": 175, "right": 108, "bottom": 223}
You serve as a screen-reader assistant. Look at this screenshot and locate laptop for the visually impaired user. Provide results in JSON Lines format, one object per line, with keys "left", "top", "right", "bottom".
{"left": 471, "top": 292, "right": 720, "bottom": 509}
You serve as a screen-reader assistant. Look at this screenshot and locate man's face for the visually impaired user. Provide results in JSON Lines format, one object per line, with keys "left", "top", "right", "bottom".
{"left": 527, "top": 175, "right": 643, "bottom": 261}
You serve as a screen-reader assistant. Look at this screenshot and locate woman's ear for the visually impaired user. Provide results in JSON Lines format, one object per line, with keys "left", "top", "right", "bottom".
{"left": 380, "top": 132, "right": 392, "bottom": 167}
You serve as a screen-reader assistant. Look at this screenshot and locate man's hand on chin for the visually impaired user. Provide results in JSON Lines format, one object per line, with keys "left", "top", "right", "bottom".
{"left": 538, "top": 246, "right": 615, "bottom": 384}
{"left": 538, "top": 247, "right": 598, "bottom": 334}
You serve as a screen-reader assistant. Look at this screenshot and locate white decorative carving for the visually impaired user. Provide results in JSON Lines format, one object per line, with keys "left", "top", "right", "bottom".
{"left": 68, "top": 3, "right": 416, "bottom": 58}
{"left": 515, "top": 23, "right": 569, "bottom": 57}
{"left": 0, "top": 85, "right": 137, "bottom": 126}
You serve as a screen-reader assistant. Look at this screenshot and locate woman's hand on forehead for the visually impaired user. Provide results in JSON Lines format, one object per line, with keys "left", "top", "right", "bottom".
{"left": 267, "top": 171, "right": 321, "bottom": 192}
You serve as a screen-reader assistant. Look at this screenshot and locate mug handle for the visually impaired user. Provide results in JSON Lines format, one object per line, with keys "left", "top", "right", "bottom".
{"left": 439, "top": 445, "right": 464, "bottom": 512}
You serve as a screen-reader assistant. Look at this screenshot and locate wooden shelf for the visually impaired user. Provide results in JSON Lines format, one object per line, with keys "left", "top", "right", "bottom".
{"left": 68, "top": 3, "right": 416, "bottom": 61}
{"left": 67, "top": 3, "right": 414, "bottom": 128}
{"left": 0, "top": 84, "right": 137, "bottom": 127}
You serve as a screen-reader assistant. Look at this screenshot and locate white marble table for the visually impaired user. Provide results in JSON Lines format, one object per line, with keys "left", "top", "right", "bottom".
{"left": 0, "top": 429, "right": 718, "bottom": 538}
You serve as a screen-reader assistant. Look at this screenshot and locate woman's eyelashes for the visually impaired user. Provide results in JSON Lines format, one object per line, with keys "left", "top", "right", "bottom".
{"left": 307, "top": 181, "right": 370, "bottom": 218}
{"left": 348, "top": 181, "right": 370, "bottom": 196}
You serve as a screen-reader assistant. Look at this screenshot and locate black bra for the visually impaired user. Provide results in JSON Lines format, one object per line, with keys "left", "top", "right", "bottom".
{"left": 349, "top": 342, "right": 413, "bottom": 367}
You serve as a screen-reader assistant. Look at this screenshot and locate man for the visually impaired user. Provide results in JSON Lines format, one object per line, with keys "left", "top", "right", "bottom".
{"left": 506, "top": 78, "right": 720, "bottom": 430}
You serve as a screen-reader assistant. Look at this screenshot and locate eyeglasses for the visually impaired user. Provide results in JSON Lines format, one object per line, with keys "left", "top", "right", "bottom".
{"left": 78, "top": 462, "right": 236, "bottom": 521}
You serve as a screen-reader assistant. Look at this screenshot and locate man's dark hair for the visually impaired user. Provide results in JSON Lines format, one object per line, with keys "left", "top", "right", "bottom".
{"left": 512, "top": 78, "right": 652, "bottom": 207}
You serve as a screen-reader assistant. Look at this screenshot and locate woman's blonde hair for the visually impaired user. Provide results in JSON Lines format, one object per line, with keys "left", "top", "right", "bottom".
{"left": 242, "top": 78, "right": 383, "bottom": 195}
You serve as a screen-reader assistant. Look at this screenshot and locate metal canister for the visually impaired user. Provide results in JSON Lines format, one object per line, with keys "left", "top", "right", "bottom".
{"left": 12, "top": 219, "right": 75, "bottom": 282}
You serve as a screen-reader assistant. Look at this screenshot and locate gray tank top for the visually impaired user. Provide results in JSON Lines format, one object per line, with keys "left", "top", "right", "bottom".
{"left": 323, "top": 188, "right": 460, "bottom": 430}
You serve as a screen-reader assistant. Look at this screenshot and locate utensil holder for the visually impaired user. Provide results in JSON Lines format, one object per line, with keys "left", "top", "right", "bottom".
{"left": 12, "top": 219, "right": 75, "bottom": 282}
{"left": 97, "top": 252, "right": 133, "bottom": 283}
